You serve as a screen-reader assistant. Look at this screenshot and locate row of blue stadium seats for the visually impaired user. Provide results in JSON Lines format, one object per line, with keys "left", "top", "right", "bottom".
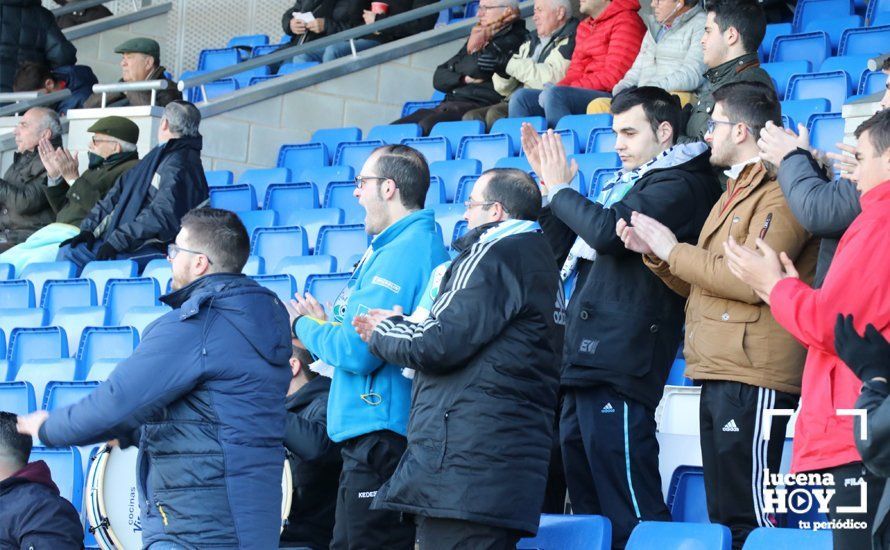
{"left": 764, "top": 57, "right": 887, "bottom": 108}
{"left": 762, "top": 24, "right": 889, "bottom": 69}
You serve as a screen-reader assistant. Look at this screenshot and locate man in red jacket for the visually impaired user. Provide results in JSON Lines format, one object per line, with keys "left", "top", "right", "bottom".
{"left": 508, "top": 0, "right": 645, "bottom": 127}
{"left": 724, "top": 109, "right": 890, "bottom": 550}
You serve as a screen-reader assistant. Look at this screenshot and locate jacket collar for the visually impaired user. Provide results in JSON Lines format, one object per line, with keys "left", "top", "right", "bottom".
{"left": 705, "top": 52, "right": 761, "bottom": 84}
{"left": 723, "top": 156, "right": 760, "bottom": 180}
{"left": 286, "top": 376, "right": 331, "bottom": 410}
{"left": 861, "top": 180, "right": 890, "bottom": 210}
{"left": 645, "top": 2, "right": 701, "bottom": 35}
{"left": 700, "top": 160, "right": 772, "bottom": 242}
{"left": 161, "top": 272, "right": 247, "bottom": 312}
{"left": 371, "top": 208, "right": 436, "bottom": 250}
{"left": 99, "top": 149, "right": 139, "bottom": 169}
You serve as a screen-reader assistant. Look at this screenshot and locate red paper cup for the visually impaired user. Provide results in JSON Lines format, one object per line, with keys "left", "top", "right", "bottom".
{"left": 371, "top": 2, "right": 389, "bottom": 14}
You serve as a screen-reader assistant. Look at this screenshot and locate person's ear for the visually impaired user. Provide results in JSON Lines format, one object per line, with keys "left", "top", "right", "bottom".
{"left": 289, "top": 357, "right": 301, "bottom": 378}
{"left": 382, "top": 178, "right": 397, "bottom": 201}
{"left": 657, "top": 121, "right": 673, "bottom": 146}
{"left": 724, "top": 25, "right": 739, "bottom": 47}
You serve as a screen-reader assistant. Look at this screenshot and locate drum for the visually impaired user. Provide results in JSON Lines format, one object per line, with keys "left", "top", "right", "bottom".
{"left": 86, "top": 444, "right": 294, "bottom": 549}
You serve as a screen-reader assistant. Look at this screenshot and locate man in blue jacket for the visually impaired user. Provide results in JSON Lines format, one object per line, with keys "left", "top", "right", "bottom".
{"left": 287, "top": 144, "right": 450, "bottom": 550}
{"left": 18, "top": 207, "right": 293, "bottom": 549}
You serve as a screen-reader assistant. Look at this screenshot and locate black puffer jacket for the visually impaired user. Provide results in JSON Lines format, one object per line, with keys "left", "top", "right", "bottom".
{"left": 0, "top": 0, "right": 77, "bottom": 92}
{"left": 282, "top": 0, "right": 330, "bottom": 45}
{"left": 368, "top": 222, "right": 563, "bottom": 535}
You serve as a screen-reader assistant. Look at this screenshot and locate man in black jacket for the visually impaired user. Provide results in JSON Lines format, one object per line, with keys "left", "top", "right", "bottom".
{"left": 281, "top": 343, "right": 341, "bottom": 550}
{"left": 0, "top": 412, "right": 82, "bottom": 549}
{"left": 353, "top": 168, "right": 564, "bottom": 549}
{"left": 392, "top": 0, "right": 527, "bottom": 134}
{"left": 57, "top": 100, "right": 209, "bottom": 272}
{"left": 290, "top": 0, "right": 371, "bottom": 63}
{"left": 0, "top": 0, "right": 77, "bottom": 93}
{"left": 524, "top": 86, "right": 721, "bottom": 548}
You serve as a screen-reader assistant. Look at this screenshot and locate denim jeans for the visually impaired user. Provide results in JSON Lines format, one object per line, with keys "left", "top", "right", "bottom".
{"left": 147, "top": 542, "right": 188, "bottom": 550}
{"left": 509, "top": 86, "right": 610, "bottom": 127}
{"left": 293, "top": 38, "right": 381, "bottom": 64}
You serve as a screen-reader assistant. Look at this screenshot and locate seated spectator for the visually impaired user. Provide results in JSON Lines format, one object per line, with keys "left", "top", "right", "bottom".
{"left": 12, "top": 60, "right": 99, "bottom": 114}
{"left": 463, "top": 0, "right": 578, "bottom": 131}
{"left": 680, "top": 0, "right": 773, "bottom": 143}
{"left": 83, "top": 38, "right": 181, "bottom": 108}
{"left": 0, "top": 412, "right": 83, "bottom": 549}
{"left": 282, "top": 0, "right": 330, "bottom": 47}
{"left": 57, "top": 101, "right": 208, "bottom": 272}
{"left": 0, "top": 0, "right": 77, "bottom": 92}
{"left": 0, "top": 116, "right": 140, "bottom": 273}
{"left": 53, "top": 0, "right": 113, "bottom": 29}
{"left": 290, "top": 0, "right": 371, "bottom": 64}
{"left": 0, "top": 107, "right": 60, "bottom": 252}
{"left": 391, "top": 0, "right": 527, "bottom": 134}
{"left": 586, "top": 0, "right": 706, "bottom": 114}
{"left": 281, "top": 343, "right": 341, "bottom": 550}
{"left": 509, "top": 0, "right": 646, "bottom": 127}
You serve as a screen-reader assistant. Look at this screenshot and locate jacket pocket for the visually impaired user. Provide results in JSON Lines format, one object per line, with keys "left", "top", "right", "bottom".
{"left": 696, "top": 298, "right": 762, "bottom": 370}
{"left": 438, "top": 411, "right": 450, "bottom": 471}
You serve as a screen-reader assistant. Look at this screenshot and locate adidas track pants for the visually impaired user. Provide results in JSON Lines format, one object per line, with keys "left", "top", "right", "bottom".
{"left": 699, "top": 380, "right": 798, "bottom": 550}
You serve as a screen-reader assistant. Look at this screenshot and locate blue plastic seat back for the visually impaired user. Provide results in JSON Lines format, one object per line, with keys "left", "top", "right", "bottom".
{"left": 666, "top": 357, "right": 693, "bottom": 386}
{"left": 430, "top": 120, "right": 485, "bottom": 150}
{"left": 0, "top": 308, "right": 44, "bottom": 350}
{"left": 804, "top": 15, "right": 863, "bottom": 48}
{"left": 311, "top": 127, "right": 362, "bottom": 163}
{"left": 20, "top": 261, "right": 76, "bottom": 300}
{"left": 264, "top": 182, "right": 319, "bottom": 213}
{"left": 400, "top": 136, "right": 451, "bottom": 163}
{"left": 242, "top": 255, "right": 264, "bottom": 276}
{"left": 587, "top": 128, "right": 617, "bottom": 153}
{"left": 227, "top": 34, "right": 270, "bottom": 49}
{"left": 454, "top": 175, "right": 480, "bottom": 204}
{"left": 0, "top": 280, "right": 35, "bottom": 309}
{"left": 119, "top": 305, "right": 171, "bottom": 338}
{"left": 626, "top": 522, "right": 732, "bottom": 550}
{"left": 249, "top": 274, "right": 296, "bottom": 302}
{"left": 588, "top": 168, "right": 621, "bottom": 201}
{"left": 0, "top": 263, "right": 13, "bottom": 280}
{"left": 76, "top": 326, "right": 138, "bottom": 380}
{"left": 780, "top": 98, "right": 831, "bottom": 128}
{"left": 494, "top": 156, "right": 532, "bottom": 172}
{"left": 425, "top": 176, "right": 447, "bottom": 207}
{"left": 103, "top": 278, "right": 160, "bottom": 326}
{"left": 233, "top": 65, "right": 271, "bottom": 88}
{"left": 202, "top": 78, "right": 239, "bottom": 100}
{"left": 298, "top": 166, "right": 354, "bottom": 201}
{"left": 81, "top": 260, "right": 139, "bottom": 301}
{"left": 29, "top": 446, "right": 83, "bottom": 509}
{"left": 808, "top": 113, "right": 846, "bottom": 155}
{"left": 43, "top": 381, "right": 99, "bottom": 412}
{"left": 238, "top": 210, "right": 278, "bottom": 241}
{"left": 520, "top": 130, "right": 579, "bottom": 159}
{"left": 432, "top": 204, "right": 467, "bottom": 246}
{"left": 277, "top": 143, "right": 327, "bottom": 173}
{"left": 367, "top": 123, "right": 422, "bottom": 144}
{"left": 251, "top": 227, "right": 309, "bottom": 273}
{"left": 41, "top": 279, "right": 97, "bottom": 319}
{"left": 771, "top": 32, "right": 831, "bottom": 67}
{"left": 323, "top": 181, "right": 363, "bottom": 224}
{"left": 251, "top": 44, "right": 283, "bottom": 58}
{"left": 490, "top": 116, "right": 546, "bottom": 155}
{"left": 570, "top": 153, "right": 622, "bottom": 186}
{"left": 457, "top": 134, "right": 512, "bottom": 170}
{"left": 334, "top": 140, "right": 385, "bottom": 171}
{"left": 763, "top": 60, "right": 812, "bottom": 98}
{"left": 452, "top": 220, "right": 469, "bottom": 242}
{"left": 787, "top": 71, "right": 850, "bottom": 112}
{"left": 198, "top": 48, "right": 241, "bottom": 71}
{"left": 401, "top": 100, "right": 441, "bottom": 117}
{"left": 141, "top": 259, "right": 173, "bottom": 296}
{"left": 316, "top": 225, "right": 370, "bottom": 268}
{"left": 0, "top": 381, "right": 35, "bottom": 414}
{"left": 429, "top": 159, "right": 481, "bottom": 203}
{"left": 283, "top": 208, "right": 344, "bottom": 252}
{"left": 556, "top": 114, "right": 614, "bottom": 153}
{"left": 15, "top": 358, "right": 77, "bottom": 405}
{"left": 860, "top": 70, "right": 888, "bottom": 95}
{"left": 667, "top": 466, "right": 709, "bottom": 522}
{"left": 760, "top": 23, "right": 793, "bottom": 61}
{"left": 742, "top": 527, "right": 834, "bottom": 549}
{"left": 210, "top": 184, "right": 257, "bottom": 212}
{"left": 820, "top": 54, "right": 872, "bottom": 86}
{"left": 517, "top": 515, "right": 612, "bottom": 550}
{"left": 305, "top": 273, "right": 353, "bottom": 313}
{"left": 7, "top": 327, "right": 68, "bottom": 380}
{"left": 50, "top": 306, "right": 106, "bottom": 359}
{"left": 205, "top": 170, "right": 234, "bottom": 187}
{"left": 275, "top": 255, "right": 337, "bottom": 293}
{"left": 793, "top": 0, "right": 853, "bottom": 31}
{"left": 238, "top": 168, "right": 292, "bottom": 206}
{"left": 839, "top": 25, "right": 890, "bottom": 56}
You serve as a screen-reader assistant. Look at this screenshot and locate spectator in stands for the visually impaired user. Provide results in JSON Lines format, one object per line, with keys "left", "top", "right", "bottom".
{"left": 281, "top": 342, "right": 342, "bottom": 550}
{"left": 0, "top": 106, "right": 60, "bottom": 252}
{"left": 0, "top": 116, "right": 139, "bottom": 273}
{"left": 57, "top": 100, "right": 208, "bottom": 272}
{"left": 724, "top": 109, "right": 890, "bottom": 550}
{"left": 13, "top": 60, "right": 99, "bottom": 114}
{"left": 83, "top": 38, "right": 181, "bottom": 108}
{"left": 524, "top": 86, "right": 721, "bottom": 547}
{"left": 391, "top": 0, "right": 527, "bottom": 134}
{"left": 619, "top": 82, "right": 816, "bottom": 549}
{"left": 835, "top": 314, "right": 890, "bottom": 550}
{"left": 18, "top": 207, "right": 294, "bottom": 550}
{"left": 351, "top": 168, "right": 563, "bottom": 549}
{"left": 509, "top": 0, "right": 646, "bottom": 127}
{"left": 0, "top": 412, "right": 82, "bottom": 549}
{"left": 0, "top": 0, "right": 77, "bottom": 93}
{"left": 680, "top": 0, "right": 773, "bottom": 142}
{"left": 586, "top": 0, "right": 706, "bottom": 114}
{"left": 462, "top": 0, "right": 578, "bottom": 131}
{"left": 53, "top": 0, "right": 113, "bottom": 29}
{"left": 289, "top": 0, "right": 372, "bottom": 63}
{"left": 286, "top": 144, "right": 449, "bottom": 549}
{"left": 282, "top": 0, "right": 331, "bottom": 47}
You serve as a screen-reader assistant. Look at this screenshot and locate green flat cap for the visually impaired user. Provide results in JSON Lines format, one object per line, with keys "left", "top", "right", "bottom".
{"left": 114, "top": 37, "right": 160, "bottom": 59}
{"left": 87, "top": 116, "right": 140, "bottom": 145}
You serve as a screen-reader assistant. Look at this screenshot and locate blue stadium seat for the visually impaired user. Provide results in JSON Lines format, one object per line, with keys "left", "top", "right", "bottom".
{"left": 781, "top": 98, "right": 831, "bottom": 128}
{"left": 457, "top": 134, "right": 511, "bottom": 170}
{"left": 432, "top": 204, "right": 466, "bottom": 246}
{"left": 520, "top": 130, "right": 580, "bottom": 159}
{"left": 205, "top": 170, "right": 234, "bottom": 187}
{"left": 517, "top": 515, "right": 612, "bottom": 550}
{"left": 119, "top": 306, "right": 171, "bottom": 337}
{"left": 305, "top": 273, "right": 352, "bottom": 312}
{"left": 787, "top": 71, "right": 850, "bottom": 112}
{"left": 0, "top": 309, "right": 44, "bottom": 348}
{"left": 103, "top": 278, "right": 160, "bottom": 326}
{"left": 227, "top": 34, "right": 269, "bottom": 49}
{"left": 41, "top": 279, "right": 97, "bottom": 319}
{"left": 242, "top": 255, "right": 264, "bottom": 276}
{"left": 315, "top": 225, "right": 370, "bottom": 268}
{"left": 588, "top": 168, "right": 621, "bottom": 200}
{"left": 453, "top": 220, "right": 469, "bottom": 242}
{"left": 334, "top": 140, "right": 385, "bottom": 171}
{"left": 793, "top": 0, "right": 853, "bottom": 31}
{"left": 0, "top": 381, "right": 35, "bottom": 414}
{"left": 198, "top": 48, "right": 241, "bottom": 71}
{"left": 298, "top": 166, "right": 354, "bottom": 201}
{"left": 490, "top": 116, "right": 546, "bottom": 155}
{"left": 430, "top": 120, "right": 485, "bottom": 151}
{"left": 278, "top": 61, "right": 319, "bottom": 75}
{"left": 238, "top": 168, "right": 292, "bottom": 206}
{"left": 820, "top": 54, "right": 873, "bottom": 84}
{"left": 400, "top": 136, "right": 451, "bottom": 163}
{"left": 238, "top": 210, "right": 278, "bottom": 241}
{"left": 311, "top": 127, "right": 362, "bottom": 164}
{"left": 7, "top": 327, "right": 67, "bottom": 380}
{"left": 283, "top": 208, "right": 345, "bottom": 252}
{"left": 667, "top": 466, "right": 709, "bottom": 522}
{"left": 808, "top": 112, "right": 846, "bottom": 155}
{"left": 770, "top": 32, "right": 832, "bottom": 67}
{"left": 20, "top": 261, "right": 76, "bottom": 299}
{"left": 0, "top": 280, "right": 35, "bottom": 309}
{"left": 264, "top": 182, "right": 319, "bottom": 213}
{"left": 141, "top": 259, "right": 173, "bottom": 295}
{"left": 81, "top": 260, "right": 138, "bottom": 302}
{"left": 200, "top": 78, "right": 239, "bottom": 100}
{"left": 494, "top": 156, "right": 532, "bottom": 172}
{"left": 860, "top": 69, "right": 888, "bottom": 95}
{"left": 367, "top": 123, "right": 422, "bottom": 144}
{"left": 805, "top": 16, "right": 864, "bottom": 48}
{"left": 587, "top": 128, "right": 617, "bottom": 153}
{"left": 400, "top": 100, "right": 441, "bottom": 118}
{"left": 251, "top": 44, "right": 283, "bottom": 58}
{"left": 742, "top": 527, "right": 833, "bottom": 549}
{"left": 50, "top": 306, "right": 106, "bottom": 359}
{"left": 83, "top": 360, "right": 118, "bottom": 381}
{"left": 627, "top": 522, "right": 731, "bottom": 550}
{"left": 43, "top": 380, "right": 98, "bottom": 411}
{"left": 874, "top": 9, "right": 890, "bottom": 25}
{"left": 454, "top": 175, "right": 480, "bottom": 204}
{"left": 323, "top": 181, "right": 363, "bottom": 224}
{"left": 29, "top": 446, "right": 83, "bottom": 509}
{"left": 0, "top": 263, "right": 13, "bottom": 280}
{"left": 570, "top": 153, "right": 622, "bottom": 187}
{"left": 429, "top": 159, "right": 481, "bottom": 203}
{"left": 839, "top": 25, "right": 890, "bottom": 56}
{"left": 15, "top": 359, "right": 77, "bottom": 405}
{"left": 666, "top": 357, "right": 692, "bottom": 386}
{"left": 76, "top": 327, "right": 138, "bottom": 380}
{"left": 249, "top": 274, "right": 296, "bottom": 302}
{"left": 210, "top": 184, "right": 256, "bottom": 211}
{"left": 251, "top": 227, "right": 309, "bottom": 273}
{"left": 233, "top": 65, "right": 271, "bottom": 88}
{"left": 869, "top": 0, "right": 890, "bottom": 22}
{"left": 555, "top": 114, "right": 615, "bottom": 152}
{"left": 277, "top": 143, "right": 326, "bottom": 173}
{"left": 275, "top": 255, "right": 337, "bottom": 293}
{"left": 760, "top": 23, "right": 793, "bottom": 61}
{"left": 426, "top": 176, "right": 447, "bottom": 207}
{"left": 762, "top": 60, "right": 812, "bottom": 98}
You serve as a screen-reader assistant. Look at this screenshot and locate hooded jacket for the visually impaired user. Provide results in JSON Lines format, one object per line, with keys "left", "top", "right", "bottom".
{"left": 0, "top": 0, "right": 77, "bottom": 93}
{"left": 494, "top": 18, "right": 578, "bottom": 97}
{"left": 52, "top": 64, "right": 99, "bottom": 114}
{"left": 0, "top": 138, "right": 59, "bottom": 249}
{"left": 0, "top": 460, "right": 83, "bottom": 549}
{"left": 39, "top": 273, "right": 294, "bottom": 549}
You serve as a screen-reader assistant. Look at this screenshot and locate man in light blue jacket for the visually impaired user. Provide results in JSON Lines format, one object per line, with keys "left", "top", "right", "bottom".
{"left": 287, "top": 144, "right": 449, "bottom": 550}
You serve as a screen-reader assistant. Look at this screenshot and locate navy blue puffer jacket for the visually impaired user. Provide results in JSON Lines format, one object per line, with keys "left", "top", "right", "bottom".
{"left": 0, "top": 0, "right": 77, "bottom": 92}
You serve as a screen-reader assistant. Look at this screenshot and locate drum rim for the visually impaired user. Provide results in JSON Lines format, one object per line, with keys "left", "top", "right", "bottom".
{"left": 86, "top": 444, "right": 136, "bottom": 550}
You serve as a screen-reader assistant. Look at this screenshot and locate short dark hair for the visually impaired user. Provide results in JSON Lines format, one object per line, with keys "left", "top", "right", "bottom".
{"left": 481, "top": 168, "right": 542, "bottom": 221}
{"left": 713, "top": 81, "right": 781, "bottom": 141}
{"left": 373, "top": 144, "right": 430, "bottom": 211}
{"left": 854, "top": 109, "right": 890, "bottom": 155}
{"left": 0, "top": 412, "right": 32, "bottom": 467}
{"left": 882, "top": 55, "right": 890, "bottom": 71}
{"left": 180, "top": 208, "right": 250, "bottom": 273}
{"left": 13, "top": 61, "right": 52, "bottom": 92}
{"left": 611, "top": 86, "right": 684, "bottom": 144}
{"left": 705, "top": 0, "right": 767, "bottom": 54}
{"left": 292, "top": 345, "right": 318, "bottom": 380}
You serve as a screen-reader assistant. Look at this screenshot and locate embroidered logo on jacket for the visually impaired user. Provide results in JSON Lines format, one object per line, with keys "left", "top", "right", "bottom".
{"left": 371, "top": 276, "right": 401, "bottom": 294}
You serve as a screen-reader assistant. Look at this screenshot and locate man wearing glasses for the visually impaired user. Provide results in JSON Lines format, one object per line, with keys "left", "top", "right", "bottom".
{"left": 286, "top": 144, "right": 449, "bottom": 549}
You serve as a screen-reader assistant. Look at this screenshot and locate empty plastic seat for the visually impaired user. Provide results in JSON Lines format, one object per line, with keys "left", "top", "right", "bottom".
{"left": 367, "top": 123, "right": 422, "bottom": 144}
{"left": 429, "top": 159, "right": 481, "bottom": 203}
{"left": 251, "top": 226, "right": 309, "bottom": 273}
{"left": 141, "top": 259, "right": 172, "bottom": 295}
{"left": 0, "top": 308, "right": 44, "bottom": 345}
{"left": 742, "top": 527, "right": 833, "bottom": 549}
{"left": 84, "top": 360, "right": 118, "bottom": 381}
{"left": 819, "top": 55, "right": 872, "bottom": 86}
{"left": 249, "top": 274, "right": 296, "bottom": 302}
{"left": 666, "top": 357, "right": 691, "bottom": 386}
{"left": 103, "top": 278, "right": 160, "bottom": 326}
{"left": 554, "top": 114, "right": 613, "bottom": 154}
{"left": 238, "top": 210, "right": 278, "bottom": 241}
{"left": 20, "top": 261, "right": 76, "bottom": 299}
{"left": 760, "top": 22, "right": 793, "bottom": 61}
{"left": 454, "top": 175, "right": 480, "bottom": 204}
{"left": 275, "top": 255, "right": 337, "bottom": 293}
{"left": 81, "top": 260, "right": 138, "bottom": 301}
{"left": 334, "top": 140, "right": 385, "bottom": 170}
{"left": 770, "top": 32, "right": 831, "bottom": 67}
{"left": 860, "top": 69, "right": 888, "bottom": 95}
{"left": 808, "top": 112, "right": 845, "bottom": 155}
{"left": 490, "top": 116, "right": 547, "bottom": 155}
{"left": 0, "top": 381, "right": 35, "bottom": 414}
{"left": 793, "top": 0, "right": 853, "bottom": 31}
{"left": 205, "top": 170, "right": 234, "bottom": 187}
{"left": 787, "top": 71, "right": 850, "bottom": 111}
{"left": 323, "top": 181, "right": 363, "bottom": 224}
{"left": 780, "top": 98, "right": 831, "bottom": 128}
{"left": 430, "top": 120, "right": 485, "bottom": 150}
{"left": 298, "top": 166, "right": 354, "bottom": 201}
{"left": 587, "top": 128, "right": 617, "bottom": 153}
{"left": 312, "top": 127, "right": 362, "bottom": 164}
{"left": 283, "top": 208, "right": 344, "bottom": 252}
{"left": 315, "top": 225, "right": 370, "bottom": 268}
{"left": 570, "top": 153, "right": 622, "bottom": 186}
{"left": 432, "top": 204, "right": 466, "bottom": 245}
{"left": 667, "top": 467, "right": 708, "bottom": 522}
{"left": 277, "top": 143, "right": 326, "bottom": 173}
{"left": 264, "top": 182, "right": 319, "bottom": 213}
{"left": 40, "top": 278, "right": 97, "bottom": 319}
{"left": 839, "top": 25, "right": 890, "bottom": 56}
{"left": 425, "top": 176, "right": 447, "bottom": 207}
{"left": 228, "top": 33, "right": 270, "bottom": 49}
{"left": 0, "top": 280, "right": 34, "bottom": 309}
{"left": 804, "top": 15, "right": 863, "bottom": 49}
{"left": 762, "top": 60, "right": 812, "bottom": 98}
{"left": 119, "top": 306, "right": 171, "bottom": 337}
{"left": 15, "top": 359, "right": 77, "bottom": 405}
{"left": 453, "top": 220, "right": 469, "bottom": 241}
{"left": 238, "top": 168, "right": 292, "bottom": 206}
{"left": 43, "top": 380, "right": 98, "bottom": 410}
{"left": 588, "top": 168, "right": 621, "bottom": 200}
{"left": 242, "top": 255, "right": 264, "bottom": 275}
{"left": 400, "top": 99, "right": 441, "bottom": 117}
{"left": 457, "top": 134, "right": 511, "bottom": 170}
{"left": 198, "top": 48, "right": 241, "bottom": 71}
{"left": 305, "top": 273, "right": 352, "bottom": 312}
{"left": 494, "top": 156, "right": 532, "bottom": 172}
{"left": 251, "top": 44, "right": 283, "bottom": 58}
{"left": 29, "top": 446, "right": 83, "bottom": 508}
{"left": 517, "top": 515, "right": 612, "bottom": 550}
{"left": 210, "top": 184, "right": 256, "bottom": 212}
{"left": 75, "top": 327, "right": 138, "bottom": 380}
{"left": 232, "top": 65, "right": 270, "bottom": 88}
{"left": 626, "top": 522, "right": 731, "bottom": 550}
{"left": 7, "top": 327, "right": 67, "bottom": 380}
{"left": 400, "top": 136, "right": 451, "bottom": 163}
{"left": 50, "top": 306, "right": 106, "bottom": 358}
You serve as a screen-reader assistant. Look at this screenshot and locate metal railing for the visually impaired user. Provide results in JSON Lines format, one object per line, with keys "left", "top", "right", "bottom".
{"left": 52, "top": 0, "right": 145, "bottom": 17}
{"left": 0, "top": 90, "right": 73, "bottom": 117}
{"left": 92, "top": 80, "right": 169, "bottom": 108}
